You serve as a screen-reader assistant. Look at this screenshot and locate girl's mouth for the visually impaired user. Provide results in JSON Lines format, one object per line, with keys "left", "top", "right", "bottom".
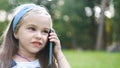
{"left": 32, "top": 42, "right": 41, "bottom": 47}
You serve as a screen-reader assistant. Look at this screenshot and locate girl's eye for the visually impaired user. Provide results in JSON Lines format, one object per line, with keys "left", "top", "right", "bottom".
{"left": 28, "top": 27, "right": 36, "bottom": 31}
{"left": 44, "top": 30, "right": 49, "bottom": 33}
{"left": 42, "top": 30, "right": 49, "bottom": 35}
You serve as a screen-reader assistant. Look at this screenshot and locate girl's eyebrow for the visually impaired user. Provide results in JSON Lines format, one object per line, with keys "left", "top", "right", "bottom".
{"left": 27, "top": 24, "right": 50, "bottom": 30}
{"left": 26, "top": 24, "right": 36, "bottom": 27}
{"left": 44, "top": 28, "right": 50, "bottom": 31}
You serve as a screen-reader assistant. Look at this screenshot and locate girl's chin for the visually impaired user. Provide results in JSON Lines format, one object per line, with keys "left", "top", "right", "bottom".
{"left": 29, "top": 47, "right": 44, "bottom": 54}
{"left": 30, "top": 49, "right": 40, "bottom": 54}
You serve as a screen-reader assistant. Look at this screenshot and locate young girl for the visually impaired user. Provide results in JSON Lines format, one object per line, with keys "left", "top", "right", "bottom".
{"left": 0, "top": 3, "right": 71, "bottom": 68}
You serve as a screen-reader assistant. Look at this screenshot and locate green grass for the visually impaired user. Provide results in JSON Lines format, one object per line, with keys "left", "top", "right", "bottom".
{"left": 63, "top": 50, "right": 120, "bottom": 68}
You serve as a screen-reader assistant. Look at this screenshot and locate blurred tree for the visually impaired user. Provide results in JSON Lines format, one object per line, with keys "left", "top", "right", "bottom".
{"left": 54, "top": 0, "right": 102, "bottom": 49}
{"left": 55, "top": 0, "right": 113, "bottom": 50}
{"left": 0, "top": 0, "right": 12, "bottom": 11}
{"left": 54, "top": 0, "right": 87, "bottom": 49}
{"left": 113, "top": 0, "right": 120, "bottom": 43}
{"left": 96, "top": 0, "right": 107, "bottom": 50}
{"left": 85, "top": 0, "right": 100, "bottom": 49}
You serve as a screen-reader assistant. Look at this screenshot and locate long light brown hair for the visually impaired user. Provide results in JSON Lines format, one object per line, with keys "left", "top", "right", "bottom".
{"left": 0, "top": 4, "right": 57, "bottom": 68}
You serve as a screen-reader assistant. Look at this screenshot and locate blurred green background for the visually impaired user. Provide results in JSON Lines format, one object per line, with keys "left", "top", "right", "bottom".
{"left": 0, "top": 0, "right": 120, "bottom": 68}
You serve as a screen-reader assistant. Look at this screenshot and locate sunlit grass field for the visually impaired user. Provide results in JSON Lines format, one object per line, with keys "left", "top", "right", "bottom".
{"left": 63, "top": 50, "right": 120, "bottom": 68}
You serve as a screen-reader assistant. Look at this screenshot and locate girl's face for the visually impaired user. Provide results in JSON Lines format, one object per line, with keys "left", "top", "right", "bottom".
{"left": 14, "top": 13, "right": 52, "bottom": 54}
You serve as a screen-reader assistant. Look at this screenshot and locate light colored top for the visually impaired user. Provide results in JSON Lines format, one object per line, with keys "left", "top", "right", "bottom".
{"left": 12, "top": 59, "right": 40, "bottom": 68}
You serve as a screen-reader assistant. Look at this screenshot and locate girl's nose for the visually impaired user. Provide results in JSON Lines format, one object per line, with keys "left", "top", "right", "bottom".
{"left": 35, "top": 32, "right": 42, "bottom": 40}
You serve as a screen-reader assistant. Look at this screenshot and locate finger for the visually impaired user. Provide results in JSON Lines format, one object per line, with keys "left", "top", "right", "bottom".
{"left": 49, "top": 33, "right": 57, "bottom": 36}
{"left": 49, "top": 35, "right": 58, "bottom": 40}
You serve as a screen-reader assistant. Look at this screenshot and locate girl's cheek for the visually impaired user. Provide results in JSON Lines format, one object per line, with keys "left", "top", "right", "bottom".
{"left": 44, "top": 35, "right": 49, "bottom": 43}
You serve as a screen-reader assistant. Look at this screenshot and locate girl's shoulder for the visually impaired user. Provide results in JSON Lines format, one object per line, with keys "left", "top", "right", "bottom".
{"left": 10, "top": 59, "right": 17, "bottom": 67}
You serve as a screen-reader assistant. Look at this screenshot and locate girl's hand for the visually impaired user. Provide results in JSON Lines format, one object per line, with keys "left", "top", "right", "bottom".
{"left": 49, "top": 29, "right": 71, "bottom": 68}
{"left": 48, "top": 29, "right": 62, "bottom": 57}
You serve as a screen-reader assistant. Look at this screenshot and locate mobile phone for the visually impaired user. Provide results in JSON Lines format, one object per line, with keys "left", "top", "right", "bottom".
{"left": 47, "top": 29, "right": 53, "bottom": 68}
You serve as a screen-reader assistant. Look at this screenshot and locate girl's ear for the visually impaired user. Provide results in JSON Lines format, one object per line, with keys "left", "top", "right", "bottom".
{"left": 14, "top": 31, "right": 18, "bottom": 39}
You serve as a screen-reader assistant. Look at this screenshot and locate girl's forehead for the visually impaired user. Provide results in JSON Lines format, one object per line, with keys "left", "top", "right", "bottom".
{"left": 23, "top": 9, "right": 52, "bottom": 21}
{"left": 26, "top": 8, "right": 50, "bottom": 17}
{"left": 21, "top": 13, "right": 52, "bottom": 28}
